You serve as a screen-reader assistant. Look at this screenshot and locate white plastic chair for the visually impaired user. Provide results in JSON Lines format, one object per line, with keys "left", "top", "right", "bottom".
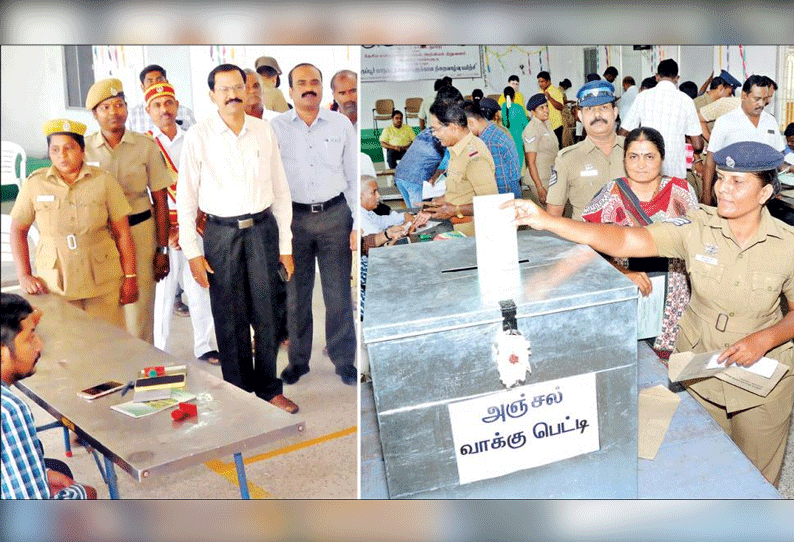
{"left": 1, "top": 141, "right": 27, "bottom": 188}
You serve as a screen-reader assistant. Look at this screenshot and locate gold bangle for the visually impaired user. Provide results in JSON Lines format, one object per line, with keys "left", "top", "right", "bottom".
{"left": 124, "top": 274, "right": 137, "bottom": 278}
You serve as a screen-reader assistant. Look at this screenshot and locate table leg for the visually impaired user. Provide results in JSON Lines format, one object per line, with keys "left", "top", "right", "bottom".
{"left": 233, "top": 452, "right": 250, "bottom": 499}
{"left": 103, "top": 455, "right": 120, "bottom": 499}
{"left": 62, "top": 427, "right": 72, "bottom": 457}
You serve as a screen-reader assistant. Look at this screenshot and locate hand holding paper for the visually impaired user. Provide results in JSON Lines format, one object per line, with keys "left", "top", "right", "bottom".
{"left": 716, "top": 332, "right": 771, "bottom": 367}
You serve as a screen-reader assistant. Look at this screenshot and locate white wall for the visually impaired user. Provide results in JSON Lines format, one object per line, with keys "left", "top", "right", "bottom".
{"left": 1, "top": 45, "right": 358, "bottom": 158}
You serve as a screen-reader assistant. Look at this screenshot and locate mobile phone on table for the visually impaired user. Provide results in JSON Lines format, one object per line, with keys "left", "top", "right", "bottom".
{"left": 77, "top": 380, "right": 126, "bottom": 400}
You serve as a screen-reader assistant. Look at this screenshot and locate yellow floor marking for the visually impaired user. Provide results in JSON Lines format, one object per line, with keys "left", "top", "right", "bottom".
{"left": 203, "top": 426, "right": 356, "bottom": 497}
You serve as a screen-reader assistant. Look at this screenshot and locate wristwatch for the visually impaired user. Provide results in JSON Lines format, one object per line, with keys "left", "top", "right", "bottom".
{"left": 455, "top": 205, "right": 464, "bottom": 219}
{"left": 156, "top": 246, "right": 169, "bottom": 255}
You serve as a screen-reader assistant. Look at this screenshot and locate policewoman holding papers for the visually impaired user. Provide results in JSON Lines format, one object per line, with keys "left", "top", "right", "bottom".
{"left": 502, "top": 140, "right": 794, "bottom": 486}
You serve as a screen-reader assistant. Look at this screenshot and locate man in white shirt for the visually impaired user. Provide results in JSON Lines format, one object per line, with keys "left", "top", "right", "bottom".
{"left": 620, "top": 59, "right": 703, "bottom": 179}
{"left": 617, "top": 76, "right": 637, "bottom": 123}
{"left": 177, "top": 64, "right": 298, "bottom": 414}
{"left": 270, "top": 63, "right": 358, "bottom": 386}
{"left": 145, "top": 83, "right": 218, "bottom": 366}
{"left": 127, "top": 64, "right": 197, "bottom": 133}
{"left": 703, "top": 75, "right": 786, "bottom": 205}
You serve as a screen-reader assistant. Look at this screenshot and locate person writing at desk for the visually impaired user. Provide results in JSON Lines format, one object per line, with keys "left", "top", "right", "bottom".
{"left": 10, "top": 119, "right": 137, "bottom": 328}
{"left": 2, "top": 293, "right": 97, "bottom": 499}
{"left": 503, "top": 141, "right": 794, "bottom": 486}
{"left": 581, "top": 127, "right": 699, "bottom": 359}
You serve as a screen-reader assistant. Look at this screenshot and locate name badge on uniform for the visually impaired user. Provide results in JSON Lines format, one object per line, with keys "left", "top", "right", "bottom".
{"left": 695, "top": 254, "right": 718, "bottom": 266}
{"left": 36, "top": 194, "right": 55, "bottom": 202}
{"left": 579, "top": 169, "right": 598, "bottom": 177}
{"left": 86, "top": 161, "right": 100, "bottom": 167}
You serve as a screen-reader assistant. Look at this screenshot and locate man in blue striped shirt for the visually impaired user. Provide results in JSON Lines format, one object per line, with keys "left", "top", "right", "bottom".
{"left": 1, "top": 293, "right": 96, "bottom": 499}
{"left": 463, "top": 99, "right": 522, "bottom": 199}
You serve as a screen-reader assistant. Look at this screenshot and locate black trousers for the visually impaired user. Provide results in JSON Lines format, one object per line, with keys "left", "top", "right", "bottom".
{"left": 288, "top": 201, "right": 356, "bottom": 370}
{"left": 203, "top": 211, "right": 282, "bottom": 400}
{"left": 386, "top": 148, "right": 406, "bottom": 169}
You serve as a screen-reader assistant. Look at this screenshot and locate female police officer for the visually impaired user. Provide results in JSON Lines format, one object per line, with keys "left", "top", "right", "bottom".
{"left": 10, "top": 119, "right": 138, "bottom": 327}
{"left": 503, "top": 141, "right": 794, "bottom": 486}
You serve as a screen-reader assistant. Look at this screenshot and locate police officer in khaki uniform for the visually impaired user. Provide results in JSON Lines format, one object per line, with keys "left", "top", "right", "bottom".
{"left": 423, "top": 99, "right": 498, "bottom": 237}
{"left": 546, "top": 81, "right": 625, "bottom": 220}
{"left": 255, "top": 56, "right": 290, "bottom": 113}
{"left": 84, "top": 78, "right": 172, "bottom": 343}
{"left": 9, "top": 119, "right": 138, "bottom": 327}
{"left": 505, "top": 141, "right": 794, "bottom": 486}
{"left": 523, "top": 93, "right": 559, "bottom": 206}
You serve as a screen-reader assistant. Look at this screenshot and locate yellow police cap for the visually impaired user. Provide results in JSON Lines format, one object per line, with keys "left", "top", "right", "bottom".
{"left": 42, "top": 118, "right": 87, "bottom": 137}
{"left": 85, "top": 78, "right": 125, "bottom": 110}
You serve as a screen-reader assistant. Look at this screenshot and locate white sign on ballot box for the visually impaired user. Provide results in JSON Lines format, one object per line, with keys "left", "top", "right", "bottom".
{"left": 447, "top": 372, "right": 600, "bottom": 485}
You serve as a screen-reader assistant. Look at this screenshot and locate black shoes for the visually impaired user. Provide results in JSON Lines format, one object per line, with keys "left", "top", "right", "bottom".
{"left": 336, "top": 364, "right": 357, "bottom": 386}
{"left": 280, "top": 364, "right": 310, "bottom": 385}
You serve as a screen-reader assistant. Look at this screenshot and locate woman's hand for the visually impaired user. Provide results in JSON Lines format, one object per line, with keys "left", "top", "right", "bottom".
{"left": 500, "top": 198, "right": 548, "bottom": 230}
{"left": 624, "top": 270, "right": 652, "bottom": 297}
{"left": 19, "top": 274, "right": 48, "bottom": 295}
{"left": 536, "top": 185, "right": 548, "bottom": 206}
{"left": 120, "top": 276, "right": 139, "bottom": 305}
{"left": 718, "top": 332, "right": 770, "bottom": 367}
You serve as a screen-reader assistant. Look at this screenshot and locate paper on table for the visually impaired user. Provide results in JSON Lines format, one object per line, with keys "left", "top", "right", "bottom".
{"left": 111, "top": 389, "right": 196, "bottom": 419}
{"left": 638, "top": 384, "right": 680, "bottom": 460}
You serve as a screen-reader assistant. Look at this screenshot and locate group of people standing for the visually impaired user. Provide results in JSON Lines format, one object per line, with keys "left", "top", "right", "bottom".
{"left": 9, "top": 59, "right": 359, "bottom": 419}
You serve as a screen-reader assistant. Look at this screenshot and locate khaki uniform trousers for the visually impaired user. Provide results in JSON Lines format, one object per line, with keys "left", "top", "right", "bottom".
{"left": 125, "top": 216, "right": 156, "bottom": 343}
{"left": 689, "top": 373, "right": 794, "bottom": 486}
{"left": 68, "top": 286, "right": 124, "bottom": 329}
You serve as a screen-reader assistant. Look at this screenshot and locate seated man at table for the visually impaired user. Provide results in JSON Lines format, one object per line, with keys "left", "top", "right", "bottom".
{"left": 1, "top": 293, "right": 97, "bottom": 499}
{"left": 379, "top": 110, "right": 416, "bottom": 169}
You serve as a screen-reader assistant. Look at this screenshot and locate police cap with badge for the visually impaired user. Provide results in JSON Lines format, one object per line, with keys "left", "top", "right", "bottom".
{"left": 577, "top": 80, "right": 616, "bottom": 107}
{"left": 85, "top": 78, "right": 125, "bottom": 110}
{"left": 714, "top": 141, "right": 784, "bottom": 195}
{"left": 42, "top": 118, "right": 87, "bottom": 137}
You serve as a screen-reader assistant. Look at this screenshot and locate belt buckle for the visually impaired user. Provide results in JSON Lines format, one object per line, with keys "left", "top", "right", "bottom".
{"left": 715, "top": 313, "right": 728, "bottom": 333}
{"left": 310, "top": 203, "right": 324, "bottom": 213}
{"left": 66, "top": 234, "right": 77, "bottom": 250}
{"left": 237, "top": 218, "right": 254, "bottom": 229}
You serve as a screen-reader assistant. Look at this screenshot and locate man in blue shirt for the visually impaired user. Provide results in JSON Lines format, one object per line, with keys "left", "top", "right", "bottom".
{"left": 1, "top": 293, "right": 97, "bottom": 499}
{"left": 271, "top": 63, "right": 358, "bottom": 386}
{"left": 462, "top": 99, "right": 522, "bottom": 199}
{"left": 393, "top": 128, "right": 446, "bottom": 208}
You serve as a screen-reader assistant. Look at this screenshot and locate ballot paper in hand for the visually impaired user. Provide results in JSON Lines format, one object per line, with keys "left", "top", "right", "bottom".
{"left": 473, "top": 193, "right": 519, "bottom": 301}
{"left": 669, "top": 350, "right": 789, "bottom": 398}
{"left": 422, "top": 175, "right": 446, "bottom": 200}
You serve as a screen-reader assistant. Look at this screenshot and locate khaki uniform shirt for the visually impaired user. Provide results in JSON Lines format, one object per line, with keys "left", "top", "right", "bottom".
{"left": 693, "top": 92, "right": 715, "bottom": 134}
{"left": 522, "top": 115, "right": 559, "bottom": 186}
{"left": 11, "top": 164, "right": 131, "bottom": 299}
{"left": 546, "top": 135, "right": 626, "bottom": 220}
{"left": 445, "top": 131, "right": 498, "bottom": 236}
{"left": 648, "top": 205, "right": 794, "bottom": 412}
{"left": 85, "top": 130, "right": 172, "bottom": 214}
{"left": 262, "top": 87, "right": 289, "bottom": 113}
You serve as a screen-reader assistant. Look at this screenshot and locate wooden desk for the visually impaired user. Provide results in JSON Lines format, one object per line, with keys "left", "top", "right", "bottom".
{"left": 5, "top": 290, "right": 305, "bottom": 498}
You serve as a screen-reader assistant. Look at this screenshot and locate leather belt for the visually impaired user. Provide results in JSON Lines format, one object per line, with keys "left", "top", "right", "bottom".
{"left": 292, "top": 193, "right": 345, "bottom": 213}
{"left": 205, "top": 208, "right": 271, "bottom": 229}
{"left": 128, "top": 209, "right": 152, "bottom": 227}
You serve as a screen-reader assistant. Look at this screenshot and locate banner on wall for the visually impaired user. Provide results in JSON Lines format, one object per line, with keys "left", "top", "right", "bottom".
{"left": 361, "top": 45, "right": 483, "bottom": 82}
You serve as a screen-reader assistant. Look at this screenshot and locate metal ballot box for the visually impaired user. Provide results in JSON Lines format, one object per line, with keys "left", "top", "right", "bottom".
{"left": 362, "top": 231, "right": 639, "bottom": 498}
